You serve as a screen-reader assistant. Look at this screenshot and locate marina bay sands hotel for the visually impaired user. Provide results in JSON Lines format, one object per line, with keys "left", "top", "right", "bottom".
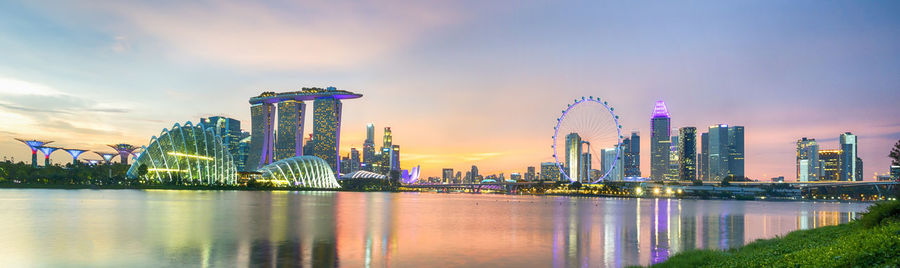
{"left": 247, "top": 87, "right": 362, "bottom": 175}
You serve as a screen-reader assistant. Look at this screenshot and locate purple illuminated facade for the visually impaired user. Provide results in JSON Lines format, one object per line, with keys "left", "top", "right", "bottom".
{"left": 401, "top": 165, "right": 421, "bottom": 184}
{"left": 108, "top": 144, "right": 137, "bottom": 165}
{"left": 15, "top": 138, "right": 52, "bottom": 168}
{"left": 37, "top": 146, "right": 60, "bottom": 166}
{"left": 63, "top": 149, "right": 88, "bottom": 165}
{"left": 247, "top": 87, "right": 362, "bottom": 174}
{"left": 650, "top": 101, "right": 672, "bottom": 180}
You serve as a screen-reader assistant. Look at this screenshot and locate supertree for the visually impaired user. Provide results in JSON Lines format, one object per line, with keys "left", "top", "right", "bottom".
{"left": 37, "top": 146, "right": 60, "bottom": 167}
{"left": 15, "top": 138, "right": 53, "bottom": 168}
{"left": 94, "top": 152, "right": 117, "bottom": 164}
{"left": 108, "top": 144, "right": 138, "bottom": 165}
{"left": 63, "top": 149, "right": 89, "bottom": 165}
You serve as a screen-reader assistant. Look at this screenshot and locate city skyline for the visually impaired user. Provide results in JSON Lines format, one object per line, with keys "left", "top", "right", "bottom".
{"left": 1, "top": 1, "right": 899, "bottom": 180}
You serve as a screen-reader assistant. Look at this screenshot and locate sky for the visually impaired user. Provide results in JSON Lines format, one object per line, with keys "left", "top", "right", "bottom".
{"left": 0, "top": 1, "right": 898, "bottom": 180}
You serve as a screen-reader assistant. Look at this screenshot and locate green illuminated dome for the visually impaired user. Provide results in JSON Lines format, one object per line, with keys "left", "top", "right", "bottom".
{"left": 256, "top": 156, "right": 341, "bottom": 188}
{"left": 127, "top": 122, "right": 237, "bottom": 185}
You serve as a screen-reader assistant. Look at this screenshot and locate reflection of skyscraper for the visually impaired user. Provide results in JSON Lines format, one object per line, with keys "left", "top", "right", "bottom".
{"left": 312, "top": 97, "right": 343, "bottom": 175}
{"left": 623, "top": 131, "right": 641, "bottom": 177}
{"left": 650, "top": 101, "right": 671, "bottom": 180}
{"left": 840, "top": 132, "right": 858, "bottom": 181}
{"left": 275, "top": 100, "right": 305, "bottom": 160}
{"left": 796, "top": 137, "right": 819, "bottom": 182}
{"left": 565, "top": 133, "right": 583, "bottom": 181}
{"left": 679, "top": 127, "right": 697, "bottom": 181}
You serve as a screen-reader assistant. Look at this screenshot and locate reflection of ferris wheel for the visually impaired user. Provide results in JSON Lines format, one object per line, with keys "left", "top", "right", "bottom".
{"left": 552, "top": 96, "right": 623, "bottom": 183}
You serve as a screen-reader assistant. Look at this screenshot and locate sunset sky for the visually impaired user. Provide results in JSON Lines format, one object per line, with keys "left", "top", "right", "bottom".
{"left": 0, "top": 1, "right": 898, "bottom": 180}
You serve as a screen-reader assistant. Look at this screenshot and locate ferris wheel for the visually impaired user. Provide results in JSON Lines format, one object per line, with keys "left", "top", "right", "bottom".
{"left": 552, "top": 96, "right": 623, "bottom": 183}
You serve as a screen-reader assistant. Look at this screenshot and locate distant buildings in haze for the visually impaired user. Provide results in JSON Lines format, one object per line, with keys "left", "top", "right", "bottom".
{"left": 794, "top": 132, "right": 863, "bottom": 182}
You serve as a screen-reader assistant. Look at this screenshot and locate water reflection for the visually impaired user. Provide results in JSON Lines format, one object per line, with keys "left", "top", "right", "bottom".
{"left": 0, "top": 190, "right": 870, "bottom": 267}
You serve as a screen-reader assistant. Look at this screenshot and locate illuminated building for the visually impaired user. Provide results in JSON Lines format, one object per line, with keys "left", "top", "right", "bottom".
{"left": 891, "top": 165, "right": 899, "bottom": 180}
{"left": 383, "top": 127, "right": 392, "bottom": 149}
{"left": 679, "top": 127, "right": 697, "bottom": 181}
{"left": 276, "top": 100, "right": 305, "bottom": 160}
{"left": 601, "top": 147, "right": 622, "bottom": 181}
{"left": 565, "top": 132, "right": 583, "bottom": 181}
{"left": 247, "top": 87, "right": 362, "bottom": 174}
{"left": 442, "top": 168, "right": 454, "bottom": 184}
{"left": 470, "top": 165, "right": 479, "bottom": 183}
{"left": 540, "top": 162, "right": 560, "bottom": 181}
{"left": 15, "top": 139, "right": 51, "bottom": 168}
{"left": 818, "top": 149, "right": 841, "bottom": 181}
{"left": 363, "top": 123, "right": 375, "bottom": 171}
{"left": 312, "top": 97, "right": 342, "bottom": 175}
{"left": 840, "top": 132, "right": 859, "bottom": 181}
{"left": 699, "top": 132, "right": 708, "bottom": 181}
{"left": 235, "top": 136, "right": 251, "bottom": 171}
{"left": 526, "top": 166, "right": 536, "bottom": 181}
{"left": 650, "top": 101, "right": 671, "bottom": 180}
{"left": 728, "top": 126, "right": 745, "bottom": 178}
{"left": 580, "top": 151, "right": 592, "bottom": 182}
{"left": 622, "top": 131, "right": 641, "bottom": 177}
{"left": 856, "top": 157, "right": 863, "bottom": 181}
{"left": 255, "top": 156, "right": 341, "bottom": 188}
{"left": 37, "top": 146, "right": 60, "bottom": 166}
{"left": 127, "top": 122, "right": 237, "bottom": 184}
{"left": 248, "top": 99, "right": 276, "bottom": 170}
{"left": 706, "top": 124, "right": 730, "bottom": 181}
{"left": 349, "top": 148, "right": 360, "bottom": 173}
{"left": 667, "top": 133, "right": 680, "bottom": 181}
{"left": 63, "top": 149, "right": 88, "bottom": 165}
{"left": 201, "top": 116, "right": 243, "bottom": 161}
{"left": 390, "top": 145, "right": 400, "bottom": 172}
{"left": 796, "top": 137, "right": 820, "bottom": 182}
{"left": 108, "top": 144, "right": 137, "bottom": 165}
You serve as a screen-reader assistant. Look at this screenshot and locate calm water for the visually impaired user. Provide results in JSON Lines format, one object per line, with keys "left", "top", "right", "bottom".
{"left": 0, "top": 190, "right": 871, "bottom": 267}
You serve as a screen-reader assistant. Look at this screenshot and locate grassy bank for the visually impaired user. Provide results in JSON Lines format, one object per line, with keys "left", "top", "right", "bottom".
{"left": 647, "top": 201, "right": 900, "bottom": 267}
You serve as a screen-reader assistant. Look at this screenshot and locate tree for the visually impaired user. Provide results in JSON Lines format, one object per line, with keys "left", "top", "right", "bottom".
{"left": 890, "top": 139, "right": 900, "bottom": 166}
{"left": 137, "top": 164, "right": 148, "bottom": 179}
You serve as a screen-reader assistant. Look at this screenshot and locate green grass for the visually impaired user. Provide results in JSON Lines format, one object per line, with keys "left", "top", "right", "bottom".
{"left": 649, "top": 201, "right": 900, "bottom": 267}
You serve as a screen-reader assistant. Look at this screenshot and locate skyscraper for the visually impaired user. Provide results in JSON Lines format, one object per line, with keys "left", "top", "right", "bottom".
{"left": 312, "top": 97, "right": 343, "bottom": 175}
{"left": 565, "top": 133, "right": 583, "bottom": 181}
{"left": 390, "top": 145, "right": 400, "bottom": 172}
{"left": 540, "top": 162, "right": 560, "bottom": 181}
{"left": 650, "top": 101, "right": 671, "bottom": 180}
{"left": 471, "top": 165, "right": 479, "bottom": 183}
{"left": 679, "top": 127, "right": 697, "bottom": 181}
{"left": 275, "top": 100, "right": 305, "bottom": 160}
{"left": 349, "top": 148, "right": 360, "bottom": 173}
{"left": 819, "top": 149, "right": 841, "bottom": 181}
{"left": 236, "top": 136, "right": 251, "bottom": 171}
{"left": 201, "top": 116, "right": 242, "bottom": 159}
{"left": 248, "top": 101, "right": 276, "bottom": 170}
{"left": 622, "top": 131, "right": 641, "bottom": 177}
{"left": 796, "top": 137, "right": 820, "bottom": 182}
{"left": 601, "top": 147, "right": 622, "bottom": 181}
{"left": 526, "top": 166, "right": 536, "bottom": 181}
{"left": 699, "top": 132, "right": 709, "bottom": 181}
{"left": 667, "top": 133, "right": 680, "bottom": 181}
{"left": 727, "top": 126, "right": 745, "bottom": 179}
{"left": 840, "top": 132, "right": 858, "bottom": 181}
{"left": 580, "top": 151, "right": 592, "bottom": 182}
{"left": 442, "top": 168, "right": 454, "bottom": 184}
{"left": 363, "top": 124, "right": 376, "bottom": 171}
{"left": 383, "top": 127, "right": 392, "bottom": 149}
{"left": 706, "top": 124, "right": 730, "bottom": 181}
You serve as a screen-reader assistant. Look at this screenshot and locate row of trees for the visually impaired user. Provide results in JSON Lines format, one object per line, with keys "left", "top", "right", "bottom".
{"left": 0, "top": 161, "right": 131, "bottom": 185}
